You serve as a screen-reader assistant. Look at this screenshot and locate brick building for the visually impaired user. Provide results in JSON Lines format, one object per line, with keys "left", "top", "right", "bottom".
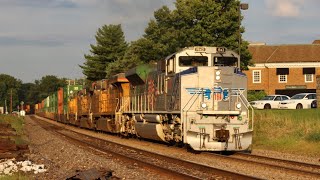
{"left": 243, "top": 40, "right": 320, "bottom": 96}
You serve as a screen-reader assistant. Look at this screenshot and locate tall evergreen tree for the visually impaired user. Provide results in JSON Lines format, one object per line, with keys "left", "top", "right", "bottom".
{"left": 132, "top": 0, "right": 252, "bottom": 69}
{"left": 80, "top": 24, "right": 128, "bottom": 80}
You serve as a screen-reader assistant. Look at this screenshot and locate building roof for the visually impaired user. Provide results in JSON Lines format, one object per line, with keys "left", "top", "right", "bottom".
{"left": 312, "top": 40, "right": 320, "bottom": 44}
{"left": 248, "top": 44, "right": 320, "bottom": 63}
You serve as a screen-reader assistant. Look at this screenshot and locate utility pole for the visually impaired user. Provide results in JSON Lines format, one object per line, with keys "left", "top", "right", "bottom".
{"left": 238, "top": 3, "right": 249, "bottom": 69}
{"left": 10, "top": 89, "right": 12, "bottom": 113}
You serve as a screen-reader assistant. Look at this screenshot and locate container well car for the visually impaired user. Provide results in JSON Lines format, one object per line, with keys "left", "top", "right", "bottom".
{"left": 278, "top": 93, "right": 316, "bottom": 109}
{"left": 250, "top": 95, "right": 290, "bottom": 109}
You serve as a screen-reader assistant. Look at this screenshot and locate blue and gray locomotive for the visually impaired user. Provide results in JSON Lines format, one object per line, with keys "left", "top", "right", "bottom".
{"left": 118, "top": 46, "right": 253, "bottom": 151}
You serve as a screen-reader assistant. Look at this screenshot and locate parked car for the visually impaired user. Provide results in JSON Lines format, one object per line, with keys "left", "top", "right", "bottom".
{"left": 11, "top": 111, "right": 19, "bottom": 116}
{"left": 250, "top": 95, "right": 290, "bottom": 109}
{"left": 278, "top": 93, "right": 316, "bottom": 109}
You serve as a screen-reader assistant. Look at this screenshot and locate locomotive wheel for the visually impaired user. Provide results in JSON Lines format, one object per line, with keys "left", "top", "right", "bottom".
{"left": 120, "top": 131, "right": 129, "bottom": 138}
{"left": 175, "top": 142, "right": 185, "bottom": 148}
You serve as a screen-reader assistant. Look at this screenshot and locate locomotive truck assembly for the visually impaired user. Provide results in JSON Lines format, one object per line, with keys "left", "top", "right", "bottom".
{"left": 35, "top": 46, "right": 254, "bottom": 151}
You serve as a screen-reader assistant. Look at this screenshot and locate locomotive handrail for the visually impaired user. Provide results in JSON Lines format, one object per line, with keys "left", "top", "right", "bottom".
{"left": 115, "top": 98, "right": 120, "bottom": 112}
{"left": 238, "top": 91, "right": 254, "bottom": 130}
{"left": 228, "top": 88, "right": 254, "bottom": 130}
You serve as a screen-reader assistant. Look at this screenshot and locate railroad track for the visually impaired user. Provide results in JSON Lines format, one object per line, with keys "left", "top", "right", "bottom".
{"left": 234, "top": 153, "right": 320, "bottom": 175}
{"left": 203, "top": 152, "right": 320, "bottom": 179}
{"left": 30, "top": 115, "right": 256, "bottom": 180}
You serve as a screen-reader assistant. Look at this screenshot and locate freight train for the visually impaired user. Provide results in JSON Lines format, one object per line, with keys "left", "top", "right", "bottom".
{"left": 35, "top": 46, "right": 254, "bottom": 151}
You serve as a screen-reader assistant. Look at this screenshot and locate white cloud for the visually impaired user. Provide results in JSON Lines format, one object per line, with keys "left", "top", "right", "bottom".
{"left": 0, "top": 0, "right": 175, "bottom": 82}
{"left": 266, "top": 0, "right": 305, "bottom": 17}
{"left": 66, "top": 0, "right": 100, "bottom": 6}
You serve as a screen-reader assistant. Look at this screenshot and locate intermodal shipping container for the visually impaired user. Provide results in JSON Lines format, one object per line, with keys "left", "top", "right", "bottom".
{"left": 57, "top": 87, "right": 64, "bottom": 121}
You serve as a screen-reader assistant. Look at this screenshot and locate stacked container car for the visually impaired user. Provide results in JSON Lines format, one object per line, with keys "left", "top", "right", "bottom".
{"left": 46, "top": 92, "right": 57, "bottom": 120}
{"left": 37, "top": 99, "right": 45, "bottom": 117}
{"left": 43, "top": 96, "right": 49, "bottom": 118}
{"left": 57, "top": 88, "right": 64, "bottom": 122}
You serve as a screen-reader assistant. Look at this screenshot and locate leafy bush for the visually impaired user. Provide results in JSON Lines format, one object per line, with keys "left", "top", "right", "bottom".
{"left": 0, "top": 115, "right": 28, "bottom": 145}
{"left": 0, "top": 115, "right": 24, "bottom": 135}
{"left": 247, "top": 90, "right": 267, "bottom": 102}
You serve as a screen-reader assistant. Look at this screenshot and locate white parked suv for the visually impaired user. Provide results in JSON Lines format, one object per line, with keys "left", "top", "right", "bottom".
{"left": 250, "top": 95, "right": 290, "bottom": 109}
{"left": 278, "top": 93, "right": 316, "bottom": 109}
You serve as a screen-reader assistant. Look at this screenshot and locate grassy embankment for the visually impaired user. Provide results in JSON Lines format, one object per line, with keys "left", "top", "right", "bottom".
{"left": 0, "top": 115, "right": 30, "bottom": 179}
{"left": 253, "top": 109, "right": 320, "bottom": 157}
{"left": 0, "top": 115, "right": 27, "bottom": 145}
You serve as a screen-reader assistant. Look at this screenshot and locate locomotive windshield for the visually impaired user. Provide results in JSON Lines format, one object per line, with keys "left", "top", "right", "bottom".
{"left": 213, "top": 57, "right": 237, "bottom": 66}
{"left": 179, "top": 56, "right": 208, "bottom": 66}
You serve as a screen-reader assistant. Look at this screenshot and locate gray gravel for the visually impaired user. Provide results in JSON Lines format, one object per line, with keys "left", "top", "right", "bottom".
{"left": 24, "top": 116, "right": 166, "bottom": 180}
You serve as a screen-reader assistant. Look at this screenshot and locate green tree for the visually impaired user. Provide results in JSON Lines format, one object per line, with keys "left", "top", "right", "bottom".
{"left": 132, "top": 0, "right": 252, "bottom": 69}
{"left": 0, "top": 74, "right": 68, "bottom": 111}
{"left": 247, "top": 90, "right": 267, "bottom": 102}
{"left": 108, "top": 39, "right": 153, "bottom": 74}
{"left": 80, "top": 24, "right": 128, "bottom": 80}
{"left": 37, "top": 75, "right": 66, "bottom": 100}
{"left": 18, "top": 83, "right": 37, "bottom": 105}
{"left": 0, "top": 74, "right": 22, "bottom": 112}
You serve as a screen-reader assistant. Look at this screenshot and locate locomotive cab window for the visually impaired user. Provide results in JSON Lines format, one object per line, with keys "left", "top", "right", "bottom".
{"left": 179, "top": 56, "right": 208, "bottom": 66}
{"left": 213, "top": 57, "right": 237, "bottom": 66}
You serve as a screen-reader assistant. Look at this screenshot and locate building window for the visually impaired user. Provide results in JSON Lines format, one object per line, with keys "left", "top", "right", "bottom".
{"left": 303, "top": 68, "right": 315, "bottom": 83}
{"left": 305, "top": 74, "right": 313, "bottom": 83}
{"left": 278, "top": 74, "right": 287, "bottom": 83}
{"left": 252, "top": 70, "right": 261, "bottom": 83}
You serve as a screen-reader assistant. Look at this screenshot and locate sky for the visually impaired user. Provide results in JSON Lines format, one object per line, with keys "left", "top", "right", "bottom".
{"left": 0, "top": 0, "right": 319, "bottom": 83}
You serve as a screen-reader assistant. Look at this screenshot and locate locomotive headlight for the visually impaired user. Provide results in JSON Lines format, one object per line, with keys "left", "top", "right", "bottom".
{"left": 215, "top": 70, "right": 221, "bottom": 81}
{"left": 235, "top": 102, "right": 242, "bottom": 110}
{"left": 201, "top": 102, "right": 207, "bottom": 109}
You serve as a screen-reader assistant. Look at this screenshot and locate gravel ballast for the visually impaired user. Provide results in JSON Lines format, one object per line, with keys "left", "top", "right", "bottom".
{"left": 25, "top": 116, "right": 167, "bottom": 179}
{"left": 26, "top": 116, "right": 320, "bottom": 179}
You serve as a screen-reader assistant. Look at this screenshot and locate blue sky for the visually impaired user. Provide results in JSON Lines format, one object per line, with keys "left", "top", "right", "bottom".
{"left": 0, "top": 0, "right": 319, "bottom": 83}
